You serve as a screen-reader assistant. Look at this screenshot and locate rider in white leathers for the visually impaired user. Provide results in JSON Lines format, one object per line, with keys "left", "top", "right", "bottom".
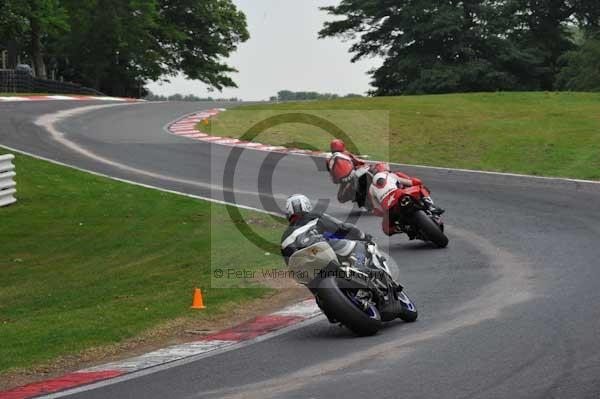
{"left": 369, "top": 165, "right": 444, "bottom": 236}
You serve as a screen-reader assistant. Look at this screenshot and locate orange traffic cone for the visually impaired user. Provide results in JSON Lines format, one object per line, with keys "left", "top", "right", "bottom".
{"left": 191, "top": 288, "right": 206, "bottom": 309}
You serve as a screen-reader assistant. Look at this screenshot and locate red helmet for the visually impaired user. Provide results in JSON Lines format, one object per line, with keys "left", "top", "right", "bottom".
{"left": 373, "top": 163, "right": 390, "bottom": 174}
{"left": 330, "top": 139, "right": 346, "bottom": 153}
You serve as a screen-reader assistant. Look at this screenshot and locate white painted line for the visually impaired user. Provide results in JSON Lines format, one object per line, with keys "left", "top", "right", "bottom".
{"left": 273, "top": 300, "right": 320, "bottom": 318}
{"left": 179, "top": 133, "right": 208, "bottom": 138}
{"left": 259, "top": 146, "right": 288, "bottom": 152}
{"left": 213, "top": 138, "right": 241, "bottom": 145}
{"left": 172, "top": 131, "right": 200, "bottom": 135}
{"left": 0, "top": 97, "right": 28, "bottom": 102}
{"left": 288, "top": 149, "right": 313, "bottom": 154}
{"left": 46, "top": 95, "right": 77, "bottom": 100}
{"left": 172, "top": 123, "right": 197, "bottom": 128}
{"left": 170, "top": 128, "right": 198, "bottom": 133}
{"left": 83, "top": 340, "right": 235, "bottom": 372}
{"left": 173, "top": 133, "right": 200, "bottom": 137}
{"left": 89, "top": 96, "right": 126, "bottom": 101}
{"left": 236, "top": 142, "right": 264, "bottom": 148}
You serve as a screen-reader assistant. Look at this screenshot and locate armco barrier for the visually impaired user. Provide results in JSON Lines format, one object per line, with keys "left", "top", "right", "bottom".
{"left": 0, "top": 154, "right": 16, "bottom": 207}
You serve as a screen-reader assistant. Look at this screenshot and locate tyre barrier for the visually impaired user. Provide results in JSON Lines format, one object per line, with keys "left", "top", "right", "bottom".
{"left": 0, "top": 153, "right": 16, "bottom": 207}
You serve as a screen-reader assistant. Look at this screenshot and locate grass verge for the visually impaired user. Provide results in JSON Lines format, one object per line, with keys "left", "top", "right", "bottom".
{"left": 0, "top": 152, "right": 289, "bottom": 376}
{"left": 204, "top": 92, "right": 600, "bottom": 180}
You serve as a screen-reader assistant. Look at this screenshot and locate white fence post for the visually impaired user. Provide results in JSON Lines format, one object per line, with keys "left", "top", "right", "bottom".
{"left": 0, "top": 154, "right": 17, "bottom": 207}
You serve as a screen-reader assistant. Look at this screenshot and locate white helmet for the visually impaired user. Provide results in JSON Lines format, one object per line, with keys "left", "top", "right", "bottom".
{"left": 285, "top": 194, "right": 313, "bottom": 220}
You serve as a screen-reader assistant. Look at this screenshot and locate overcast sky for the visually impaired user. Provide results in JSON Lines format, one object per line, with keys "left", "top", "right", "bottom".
{"left": 146, "top": 0, "right": 382, "bottom": 100}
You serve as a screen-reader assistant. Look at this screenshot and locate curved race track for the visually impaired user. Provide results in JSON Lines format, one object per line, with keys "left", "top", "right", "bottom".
{"left": 1, "top": 101, "right": 600, "bottom": 399}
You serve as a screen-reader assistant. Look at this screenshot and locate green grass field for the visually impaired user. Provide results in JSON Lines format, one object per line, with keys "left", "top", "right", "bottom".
{"left": 0, "top": 152, "right": 287, "bottom": 374}
{"left": 206, "top": 92, "right": 600, "bottom": 180}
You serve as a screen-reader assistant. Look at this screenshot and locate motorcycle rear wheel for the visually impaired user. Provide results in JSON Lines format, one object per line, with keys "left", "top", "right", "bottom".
{"left": 317, "top": 277, "right": 382, "bottom": 336}
{"left": 413, "top": 210, "right": 449, "bottom": 248}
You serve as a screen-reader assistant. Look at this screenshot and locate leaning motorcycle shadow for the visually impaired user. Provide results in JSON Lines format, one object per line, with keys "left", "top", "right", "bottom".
{"left": 304, "top": 318, "right": 415, "bottom": 340}
{"left": 384, "top": 240, "right": 445, "bottom": 251}
{"left": 330, "top": 321, "right": 414, "bottom": 339}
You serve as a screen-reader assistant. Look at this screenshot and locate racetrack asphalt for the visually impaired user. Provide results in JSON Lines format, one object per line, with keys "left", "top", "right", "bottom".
{"left": 1, "top": 101, "right": 600, "bottom": 399}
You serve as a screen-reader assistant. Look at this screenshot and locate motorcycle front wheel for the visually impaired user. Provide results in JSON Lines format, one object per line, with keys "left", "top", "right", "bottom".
{"left": 317, "top": 277, "right": 382, "bottom": 336}
{"left": 397, "top": 291, "right": 418, "bottom": 322}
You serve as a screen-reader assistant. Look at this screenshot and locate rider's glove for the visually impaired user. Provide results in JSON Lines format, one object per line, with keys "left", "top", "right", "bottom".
{"left": 363, "top": 234, "right": 374, "bottom": 243}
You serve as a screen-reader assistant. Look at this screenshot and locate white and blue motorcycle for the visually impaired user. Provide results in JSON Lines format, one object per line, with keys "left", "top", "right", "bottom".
{"left": 288, "top": 234, "right": 418, "bottom": 336}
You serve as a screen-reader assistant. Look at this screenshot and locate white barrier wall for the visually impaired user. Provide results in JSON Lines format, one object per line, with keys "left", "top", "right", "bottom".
{"left": 0, "top": 154, "right": 16, "bottom": 207}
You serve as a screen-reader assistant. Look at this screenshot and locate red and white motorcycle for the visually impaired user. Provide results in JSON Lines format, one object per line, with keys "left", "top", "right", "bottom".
{"left": 369, "top": 164, "right": 449, "bottom": 248}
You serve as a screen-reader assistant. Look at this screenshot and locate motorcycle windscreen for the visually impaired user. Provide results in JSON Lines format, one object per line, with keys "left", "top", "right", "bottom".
{"left": 287, "top": 242, "right": 338, "bottom": 285}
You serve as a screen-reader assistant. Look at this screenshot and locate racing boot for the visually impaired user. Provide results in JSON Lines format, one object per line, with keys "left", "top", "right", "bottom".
{"left": 424, "top": 196, "right": 445, "bottom": 215}
{"left": 430, "top": 205, "right": 445, "bottom": 215}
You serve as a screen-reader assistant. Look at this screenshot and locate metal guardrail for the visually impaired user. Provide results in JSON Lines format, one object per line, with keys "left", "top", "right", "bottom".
{"left": 0, "top": 154, "right": 17, "bottom": 207}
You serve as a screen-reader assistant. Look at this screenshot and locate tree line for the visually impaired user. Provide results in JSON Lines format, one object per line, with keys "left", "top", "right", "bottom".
{"left": 144, "top": 91, "right": 241, "bottom": 102}
{"left": 320, "top": 0, "right": 600, "bottom": 94}
{"left": 272, "top": 90, "right": 364, "bottom": 102}
{"left": 0, "top": 0, "right": 248, "bottom": 97}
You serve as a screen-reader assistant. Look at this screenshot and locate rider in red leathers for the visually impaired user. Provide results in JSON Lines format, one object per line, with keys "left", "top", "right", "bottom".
{"left": 327, "top": 139, "right": 366, "bottom": 180}
{"left": 326, "top": 139, "right": 371, "bottom": 207}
